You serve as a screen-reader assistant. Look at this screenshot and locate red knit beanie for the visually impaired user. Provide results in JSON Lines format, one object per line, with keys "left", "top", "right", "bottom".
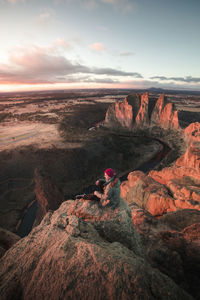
{"left": 104, "top": 168, "right": 115, "bottom": 178}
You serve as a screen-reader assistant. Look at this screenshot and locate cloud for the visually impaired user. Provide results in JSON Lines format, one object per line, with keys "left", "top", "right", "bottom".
{"left": 151, "top": 76, "right": 200, "bottom": 83}
{"left": 55, "top": 0, "right": 97, "bottom": 9}
{"left": 89, "top": 43, "right": 104, "bottom": 52}
{"left": 91, "top": 67, "right": 142, "bottom": 77}
{"left": 55, "top": 0, "right": 135, "bottom": 12}
{"left": 8, "top": 0, "right": 25, "bottom": 3}
{"left": 65, "top": 75, "right": 119, "bottom": 84}
{"left": 119, "top": 51, "right": 134, "bottom": 57}
{"left": 52, "top": 38, "right": 72, "bottom": 51}
{"left": 37, "top": 9, "right": 56, "bottom": 25}
{"left": 0, "top": 0, "right": 26, "bottom": 3}
{"left": 0, "top": 45, "right": 142, "bottom": 84}
{"left": 100, "top": 0, "right": 136, "bottom": 12}
{"left": 122, "top": 78, "right": 200, "bottom": 91}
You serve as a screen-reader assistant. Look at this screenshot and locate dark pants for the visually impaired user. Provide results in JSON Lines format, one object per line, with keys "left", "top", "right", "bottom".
{"left": 75, "top": 180, "right": 104, "bottom": 200}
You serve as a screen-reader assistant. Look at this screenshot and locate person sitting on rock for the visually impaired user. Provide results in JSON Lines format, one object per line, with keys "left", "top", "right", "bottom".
{"left": 94, "top": 168, "right": 121, "bottom": 209}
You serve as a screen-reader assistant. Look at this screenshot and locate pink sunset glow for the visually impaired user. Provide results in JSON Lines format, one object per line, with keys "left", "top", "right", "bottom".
{"left": 0, "top": 0, "right": 199, "bottom": 92}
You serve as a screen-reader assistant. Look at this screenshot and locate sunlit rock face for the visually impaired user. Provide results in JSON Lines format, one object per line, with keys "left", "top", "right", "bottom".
{"left": 121, "top": 170, "right": 176, "bottom": 216}
{"left": 148, "top": 122, "right": 200, "bottom": 211}
{"left": 130, "top": 205, "right": 200, "bottom": 299}
{"left": 34, "top": 168, "right": 65, "bottom": 225}
{"left": 125, "top": 156, "right": 200, "bottom": 214}
{"left": 104, "top": 94, "right": 140, "bottom": 129}
{"left": 135, "top": 92, "right": 149, "bottom": 127}
{"left": 116, "top": 93, "right": 200, "bottom": 214}
{"left": 150, "top": 94, "right": 179, "bottom": 129}
{"left": 104, "top": 93, "right": 180, "bottom": 130}
{"left": 0, "top": 199, "right": 193, "bottom": 300}
{"left": 176, "top": 122, "right": 200, "bottom": 170}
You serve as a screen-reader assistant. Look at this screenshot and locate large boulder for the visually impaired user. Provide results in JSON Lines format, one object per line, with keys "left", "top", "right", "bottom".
{"left": 130, "top": 205, "right": 200, "bottom": 299}
{"left": 57, "top": 198, "right": 142, "bottom": 255}
{"left": 121, "top": 170, "right": 176, "bottom": 216}
{"left": 0, "top": 199, "right": 193, "bottom": 300}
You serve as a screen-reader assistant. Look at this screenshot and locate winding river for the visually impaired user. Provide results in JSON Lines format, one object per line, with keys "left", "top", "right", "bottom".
{"left": 17, "top": 137, "right": 170, "bottom": 237}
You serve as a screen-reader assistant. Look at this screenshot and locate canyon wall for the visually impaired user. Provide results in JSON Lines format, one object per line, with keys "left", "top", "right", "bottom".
{"left": 115, "top": 93, "right": 200, "bottom": 215}
{"left": 104, "top": 92, "right": 180, "bottom": 130}
{"left": 0, "top": 93, "right": 199, "bottom": 299}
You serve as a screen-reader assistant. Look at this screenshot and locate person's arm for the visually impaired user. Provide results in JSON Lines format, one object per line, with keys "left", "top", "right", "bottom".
{"left": 94, "top": 178, "right": 106, "bottom": 198}
{"left": 93, "top": 190, "right": 103, "bottom": 199}
{"left": 93, "top": 187, "right": 110, "bottom": 205}
{"left": 99, "top": 185, "right": 111, "bottom": 206}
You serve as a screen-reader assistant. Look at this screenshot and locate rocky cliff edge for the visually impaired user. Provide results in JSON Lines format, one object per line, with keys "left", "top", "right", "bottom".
{"left": 0, "top": 198, "right": 194, "bottom": 300}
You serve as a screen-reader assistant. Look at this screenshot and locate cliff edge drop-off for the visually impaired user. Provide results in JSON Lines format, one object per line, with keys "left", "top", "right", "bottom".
{"left": 0, "top": 93, "right": 199, "bottom": 300}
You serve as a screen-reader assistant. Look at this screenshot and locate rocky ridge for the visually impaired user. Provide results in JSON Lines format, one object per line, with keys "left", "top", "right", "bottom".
{"left": 104, "top": 93, "right": 180, "bottom": 130}
{"left": 106, "top": 93, "right": 199, "bottom": 214}
{"left": 0, "top": 92, "right": 199, "bottom": 299}
{"left": 0, "top": 199, "right": 195, "bottom": 300}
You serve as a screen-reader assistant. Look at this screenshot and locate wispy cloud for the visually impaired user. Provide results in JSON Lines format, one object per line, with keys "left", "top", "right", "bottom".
{"left": 0, "top": 44, "right": 142, "bottom": 85}
{"left": 52, "top": 38, "right": 72, "bottom": 50}
{"left": 89, "top": 42, "right": 104, "bottom": 52}
{"left": 55, "top": 0, "right": 136, "bottom": 12}
{"left": 151, "top": 76, "right": 200, "bottom": 83}
{"left": 119, "top": 51, "right": 134, "bottom": 57}
{"left": 101, "top": 0, "right": 136, "bottom": 12}
{"left": 8, "top": 0, "right": 25, "bottom": 3}
{"left": 91, "top": 67, "right": 142, "bottom": 77}
{"left": 0, "top": 0, "right": 26, "bottom": 3}
{"left": 37, "top": 9, "right": 55, "bottom": 25}
{"left": 113, "top": 78, "right": 200, "bottom": 90}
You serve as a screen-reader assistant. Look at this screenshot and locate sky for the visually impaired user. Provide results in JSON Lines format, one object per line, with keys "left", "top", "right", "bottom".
{"left": 0, "top": 0, "right": 200, "bottom": 92}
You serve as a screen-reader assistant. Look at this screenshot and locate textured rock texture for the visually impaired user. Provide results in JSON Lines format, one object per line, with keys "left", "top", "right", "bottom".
{"left": 118, "top": 100, "right": 200, "bottom": 214}
{"left": 130, "top": 205, "right": 200, "bottom": 299}
{"left": 0, "top": 199, "right": 193, "bottom": 300}
{"left": 121, "top": 171, "right": 176, "bottom": 216}
{"left": 176, "top": 122, "right": 200, "bottom": 170}
{"left": 0, "top": 227, "right": 20, "bottom": 258}
{"left": 104, "top": 93, "right": 180, "bottom": 130}
{"left": 34, "top": 167, "right": 65, "bottom": 225}
{"left": 149, "top": 122, "right": 200, "bottom": 212}
{"left": 1, "top": 92, "right": 199, "bottom": 300}
{"left": 135, "top": 92, "right": 149, "bottom": 127}
{"left": 150, "top": 94, "right": 179, "bottom": 129}
{"left": 105, "top": 96, "right": 135, "bottom": 129}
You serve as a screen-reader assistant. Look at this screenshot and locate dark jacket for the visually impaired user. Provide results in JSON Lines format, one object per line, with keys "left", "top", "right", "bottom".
{"left": 98, "top": 176, "right": 121, "bottom": 209}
